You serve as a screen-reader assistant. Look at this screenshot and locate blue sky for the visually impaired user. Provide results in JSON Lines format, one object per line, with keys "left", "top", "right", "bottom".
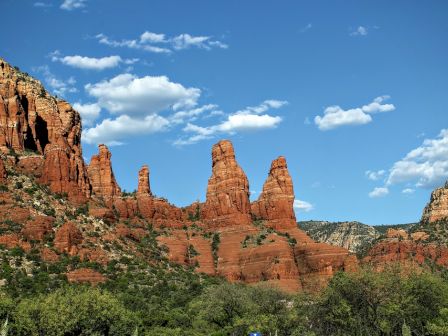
{"left": 1, "top": 0, "right": 447, "bottom": 225}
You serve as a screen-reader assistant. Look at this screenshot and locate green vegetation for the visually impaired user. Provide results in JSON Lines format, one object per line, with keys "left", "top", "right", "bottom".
{"left": 0, "top": 265, "right": 446, "bottom": 335}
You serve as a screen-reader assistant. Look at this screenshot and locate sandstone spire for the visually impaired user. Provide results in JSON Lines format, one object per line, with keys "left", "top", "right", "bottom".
{"left": 87, "top": 144, "right": 121, "bottom": 198}
{"left": 251, "top": 156, "right": 296, "bottom": 229}
{"left": 201, "top": 140, "right": 251, "bottom": 226}
{"left": 137, "top": 165, "right": 151, "bottom": 195}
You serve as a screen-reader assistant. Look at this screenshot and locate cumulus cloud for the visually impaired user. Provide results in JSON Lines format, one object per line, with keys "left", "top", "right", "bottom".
{"left": 73, "top": 102, "right": 101, "bottom": 126}
{"left": 314, "top": 96, "right": 395, "bottom": 131}
{"left": 294, "top": 199, "right": 314, "bottom": 212}
{"left": 51, "top": 52, "right": 138, "bottom": 70}
{"left": 82, "top": 114, "right": 169, "bottom": 146}
{"left": 85, "top": 73, "right": 200, "bottom": 115}
{"left": 60, "top": 0, "right": 86, "bottom": 10}
{"left": 386, "top": 129, "right": 448, "bottom": 189}
{"left": 368, "top": 187, "right": 389, "bottom": 198}
{"left": 96, "top": 31, "right": 228, "bottom": 54}
{"left": 365, "top": 169, "right": 385, "bottom": 181}
{"left": 33, "top": 65, "right": 77, "bottom": 97}
{"left": 402, "top": 188, "right": 415, "bottom": 194}
{"left": 174, "top": 100, "right": 286, "bottom": 145}
{"left": 170, "top": 104, "right": 219, "bottom": 124}
{"left": 351, "top": 26, "right": 368, "bottom": 36}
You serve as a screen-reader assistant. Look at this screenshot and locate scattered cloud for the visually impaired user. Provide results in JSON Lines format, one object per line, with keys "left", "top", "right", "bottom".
{"left": 51, "top": 52, "right": 138, "bottom": 70}
{"left": 170, "top": 104, "right": 219, "bottom": 124}
{"left": 60, "top": 0, "right": 86, "bottom": 10}
{"left": 82, "top": 114, "right": 169, "bottom": 146}
{"left": 314, "top": 96, "right": 395, "bottom": 131}
{"left": 365, "top": 169, "right": 386, "bottom": 181}
{"left": 33, "top": 65, "right": 77, "bottom": 97}
{"left": 34, "top": 2, "right": 52, "bottom": 7}
{"left": 73, "top": 102, "right": 101, "bottom": 126}
{"left": 85, "top": 73, "right": 200, "bottom": 116}
{"left": 368, "top": 187, "right": 389, "bottom": 198}
{"left": 402, "top": 188, "right": 415, "bottom": 194}
{"left": 386, "top": 129, "right": 448, "bottom": 189}
{"left": 294, "top": 199, "right": 314, "bottom": 212}
{"left": 350, "top": 26, "right": 368, "bottom": 36}
{"left": 96, "top": 31, "right": 228, "bottom": 54}
{"left": 300, "top": 23, "right": 312, "bottom": 33}
{"left": 174, "top": 100, "right": 286, "bottom": 145}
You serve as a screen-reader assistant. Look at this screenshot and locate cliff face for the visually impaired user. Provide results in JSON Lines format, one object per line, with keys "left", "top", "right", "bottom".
{"left": 0, "top": 58, "right": 358, "bottom": 291}
{"left": 421, "top": 182, "right": 448, "bottom": 223}
{"left": 299, "top": 221, "right": 380, "bottom": 254}
{"left": 0, "top": 58, "right": 90, "bottom": 201}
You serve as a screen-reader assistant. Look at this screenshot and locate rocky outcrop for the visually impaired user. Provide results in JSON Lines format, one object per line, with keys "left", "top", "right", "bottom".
{"left": 21, "top": 216, "right": 54, "bottom": 241}
{"left": 0, "top": 58, "right": 90, "bottom": 201}
{"left": 0, "top": 159, "right": 6, "bottom": 183}
{"left": 137, "top": 165, "right": 151, "bottom": 195}
{"left": 54, "top": 222, "right": 83, "bottom": 254}
{"left": 422, "top": 181, "right": 448, "bottom": 223}
{"left": 87, "top": 144, "right": 121, "bottom": 198}
{"left": 251, "top": 156, "right": 296, "bottom": 229}
{"left": 201, "top": 140, "right": 251, "bottom": 227}
{"left": 66, "top": 268, "right": 106, "bottom": 285}
{"left": 300, "top": 221, "right": 380, "bottom": 254}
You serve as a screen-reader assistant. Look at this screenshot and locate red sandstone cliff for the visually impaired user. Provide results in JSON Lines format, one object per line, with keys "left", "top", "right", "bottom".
{"left": 0, "top": 58, "right": 90, "bottom": 201}
{"left": 87, "top": 144, "right": 121, "bottom": 198}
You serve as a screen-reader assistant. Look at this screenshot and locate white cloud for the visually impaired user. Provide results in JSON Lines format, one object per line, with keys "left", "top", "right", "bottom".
{"left": 368, "top": 187, "right": 389, "bottom": 198}
{"left": 34, "top": 2, "right": 52, "bottom": 7}
{"left": 386, "top": 129, "right": 448, "bottom": 189}
{"left": 365, "top": 169, "right": 385, "bottom": 181}
{"left": 402, "top": 188, "right": 415, "bottom": 194}
{"left": 60, "top": 0, "right": 86, "bottom": 10}
{"left": 96, "top": 31, "right": 227, "bottom": 54}
{"left": 82, "top": 114, "right": 169, "bottom": 145}
{"left": 314, "top": 95, "right": 395, "bottom": 131}
{"left": 174, "top": 100, "right": 286, "bottom": 145}
{"left": 51, "top": 53, "right": 136, "bottom": 70}
{"left": 351, "top": 26, "right": 368, "bottom": 36}
{"left": 33, "top": 65, "right": 77, "bottom": 97}
{"left": 170, "top": 104, "right": 218, "bottom": 124}
{"left": 294, "top": 199, "right": 314, "bottom": 212}
{"left": 73, "top": 102, "right": 101, "bottom": 126}
{"left": 85, "top": 73, "right": 200, "bottom": 115}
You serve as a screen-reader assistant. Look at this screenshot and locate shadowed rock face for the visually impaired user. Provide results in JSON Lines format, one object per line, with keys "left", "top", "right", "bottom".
{"left": 87, "top": 144, "right": 121, "bottom": 198}
{"left": 251, "top": 156, "right": 297, "bottom": 229}
{"left": 201, "top": 140, "right": 251, "bottom": 227}
{"left": 0, "top": 58, "right": 90, "bottom": 201}
{"left": 0, "top": 159, "right": 6, "bottom": 183}
{"left": 422, "top": 182, "right": 448, "bottom": 223}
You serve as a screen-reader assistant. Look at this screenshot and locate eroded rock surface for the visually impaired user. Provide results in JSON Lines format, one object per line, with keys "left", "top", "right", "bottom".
{"left": 422, "top": 181, "right": 448, "bottom": 223}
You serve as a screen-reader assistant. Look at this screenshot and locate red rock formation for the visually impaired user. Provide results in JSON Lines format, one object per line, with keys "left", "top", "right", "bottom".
{"left": 0, "top": 159, "right": 6, "bottom": 183}
{"left": 421, "top": 181, "right": 448, "bottom": 222}
{"left": 87, "top": 144, "right": 121, "bottom": 198}
{"left": 251, "top": 156, "right": 297, "bottom": 229}
{"left": 137, "top": 165, "right": 151, "bottom": 195}
{"left": 363, "top": 240, "right": 448, "bottom": 269}
{"left": 0, "top": 58, "right": 90, "bottom": 201}
{"left": 21, "top": 216, "right": 54, "bottom": 241}
{"left": 201, "top": 140, "right": 251, "bottom": 227}
{"left": 66, "top": 268, "right": 106, "bottom": 285}
{"left": 41, "top": 247, "right": 59, "bottom": 263}
{"left": 54, "top": 222, "right": 83, "bottom": 254}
